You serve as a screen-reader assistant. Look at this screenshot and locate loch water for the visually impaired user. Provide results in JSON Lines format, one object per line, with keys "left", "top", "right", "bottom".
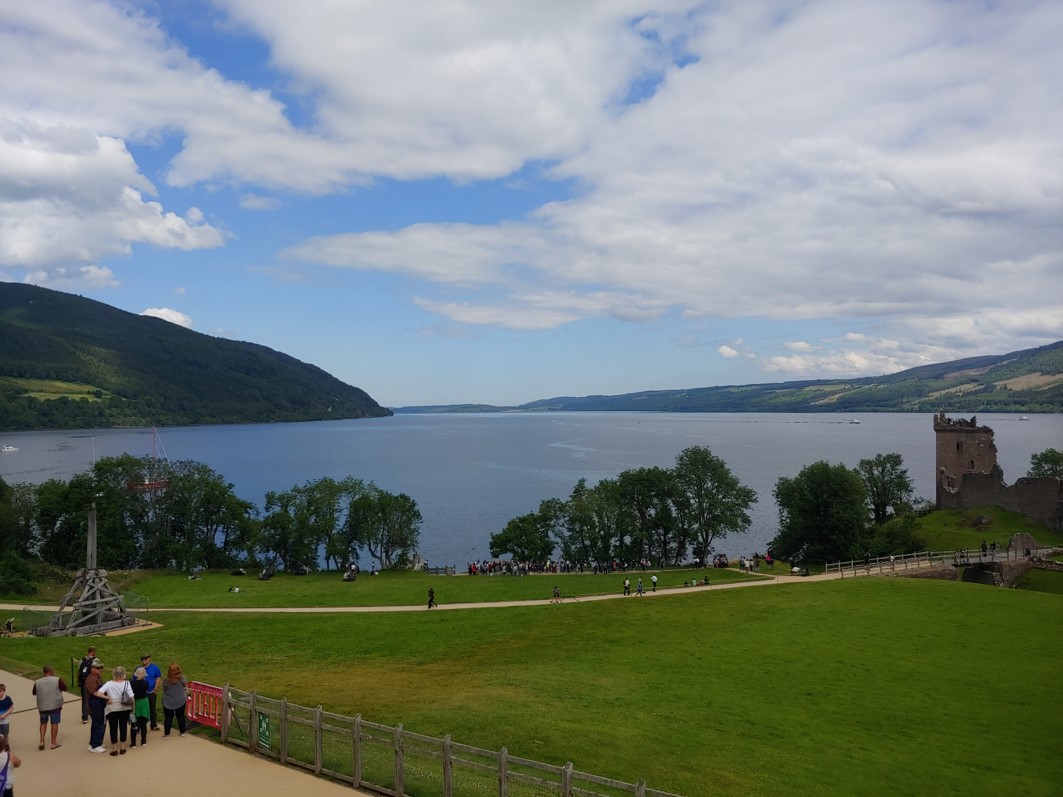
{"left": 2, "top": 412, "right": 1059, "bottom": 566}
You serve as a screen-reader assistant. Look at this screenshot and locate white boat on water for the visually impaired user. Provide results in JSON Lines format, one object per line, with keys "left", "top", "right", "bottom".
{"left": 1, "top": 445, "right": 18, "bottom": 453}
{"left": 848, "top": 419, "right": 861, "bottom": 425}
{"left": 1018, "top": 416, "right": 1030, "bottom": 421}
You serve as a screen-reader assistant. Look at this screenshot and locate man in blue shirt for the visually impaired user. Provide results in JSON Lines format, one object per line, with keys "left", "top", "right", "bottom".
{"left": 139, "top": 653, "right": 163, "bottom": 731}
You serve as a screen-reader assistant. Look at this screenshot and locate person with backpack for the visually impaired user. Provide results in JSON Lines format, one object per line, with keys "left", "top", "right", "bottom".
{"left": 77, "top": 646, "right": 96, "bottom": 724}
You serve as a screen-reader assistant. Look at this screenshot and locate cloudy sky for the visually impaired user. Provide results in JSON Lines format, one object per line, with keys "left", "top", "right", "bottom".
{"left": 2, "top": 1, "right": 1061, "bottom": 406}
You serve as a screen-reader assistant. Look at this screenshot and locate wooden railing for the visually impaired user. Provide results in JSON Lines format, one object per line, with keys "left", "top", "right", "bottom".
{"left": 209, "top": 683, "right": 682, "bottom": 797}
{"left": 826, "top": 546, "right": 1042, "bottom": 577}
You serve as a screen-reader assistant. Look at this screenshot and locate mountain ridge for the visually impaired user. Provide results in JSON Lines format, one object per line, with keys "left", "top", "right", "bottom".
{"left": 0, "top": 283, "right": 391, "bottom": 430}
{"left": 395, "top": 341, "right": 1063, "bottom": 414}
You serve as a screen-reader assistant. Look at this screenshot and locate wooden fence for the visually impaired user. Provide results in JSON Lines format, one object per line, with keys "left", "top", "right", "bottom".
{"left": 826, "top": 546, "right": 1043, "bottom": 577}
{"left": 210, "top": 683, "right": 683, "bottom": 797}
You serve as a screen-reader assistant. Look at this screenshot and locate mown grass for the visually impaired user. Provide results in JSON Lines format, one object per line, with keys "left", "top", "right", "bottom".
{"left": 82, "top": 567, "right": 767, "bottom": 609}
{"left": 0, "top": 376, "right": 107, "bottom": 401}
{"left": 1015, "top": 568, "right": 1063, "bottom": 595}
{"left": 915, "top": 505, "right": 1059, "bottom": 551}
{"left": 2, "top": 578, "right": 1060, "bottom": 796}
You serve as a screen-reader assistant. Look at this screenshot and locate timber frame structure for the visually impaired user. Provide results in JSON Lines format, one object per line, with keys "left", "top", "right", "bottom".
{"left": 34, "top": 505, "right": 137, "bottom": 637}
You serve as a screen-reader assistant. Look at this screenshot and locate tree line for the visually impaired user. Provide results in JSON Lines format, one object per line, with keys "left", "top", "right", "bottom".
{"left": 1, "top": 445, "right": 1058, "bottom": 595}
{"left": 490, "top": 445, "right": 1062, "bottom": 569}
{"left": 0, "top": 454, "right": 420, "bottom": 594}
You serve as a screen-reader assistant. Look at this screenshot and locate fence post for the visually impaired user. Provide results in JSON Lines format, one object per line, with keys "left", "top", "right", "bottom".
{"left": 562, "top": 762, "right": 573, "bottom": 797}
{"left": 498, "top": 746, "right": 509, "bottom": 797}
{"left": 249, "top": 690, "right": 258, "bottom": 753}
{"left": 442, "top": 735, "right": 453, "bottom": 797}
{"left": 353, "top": 714, "right": 362, "bottom": 789}
{"left": 636, "top": 779, "right": 647, "bottom": 797}
{"left": 280, "top": 697, "right": 289, "bottom": 765}
{"left": 315, "top": 705, "right": 323, "bottom": 774}
{"left": 221, "top": 683, "right": 231, "bottom": 744}
{"left": 394, "top": 724, "right": 405, "bottom": 797}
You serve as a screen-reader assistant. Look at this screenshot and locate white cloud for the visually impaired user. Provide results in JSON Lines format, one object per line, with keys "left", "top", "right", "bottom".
{"left": 239, "top": 194, "right": 281, "bottom": 211}
{"left": 0, "top": 118, "right": 223, "bottom": 284}
{"left": 784, "top": 341, "right": 816, "bottom": 352}
{"left": 140, "top": 307, "right": 193, "bottom": 328}
{"left": 717, "top": 345, "right": 739, "bottom": 359}
{"left": 23, "top": 265, "right": 118, "bottom": 290}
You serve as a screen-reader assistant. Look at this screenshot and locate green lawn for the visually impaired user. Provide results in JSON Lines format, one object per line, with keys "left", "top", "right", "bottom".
{"left": 914, "top": 505, "right": 1059, "bottom": 552}
{"left": 1015, "top": 568, "right": 1063, "bottom": 595}
{"left": 3, "top": 577, "right": 1060, "bottom": 796}
{"left": 93, "top": 566, "right": 767, "bottom": 609}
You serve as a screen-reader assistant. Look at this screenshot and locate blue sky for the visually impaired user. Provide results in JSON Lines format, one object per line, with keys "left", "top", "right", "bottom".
{"left": 1, "top": 1, "right": 1061, "bottom": 407}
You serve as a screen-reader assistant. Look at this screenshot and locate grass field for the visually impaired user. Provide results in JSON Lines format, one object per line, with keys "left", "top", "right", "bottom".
{"left": 2, "top": 576, "right": 1060, "bottom": 795}
{"left": 914, "top": 505, "right": 1057, "bottom": 551}
{"left": 101, "top": 566, "right": 766, "bottom": 608}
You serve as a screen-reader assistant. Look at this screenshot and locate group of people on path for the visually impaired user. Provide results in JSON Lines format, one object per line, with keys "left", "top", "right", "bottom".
{"left": 621, "top": 574, "right": 658, "bottom": 596}
{"left": 74, "top": 647, "right": 189, "bottom": 756}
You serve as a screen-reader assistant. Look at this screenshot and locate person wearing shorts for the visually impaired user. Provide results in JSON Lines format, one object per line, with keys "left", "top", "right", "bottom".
{"left": 32, "top": 665, "right": 67, "bottom": 750}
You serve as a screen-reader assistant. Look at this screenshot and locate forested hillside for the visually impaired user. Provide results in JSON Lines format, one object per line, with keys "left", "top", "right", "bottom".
{"left": 398, "top": 341, "right": 1063, "bottom": 414}
{"left": 0, "top": 284, "right": 390, "bottom": 430}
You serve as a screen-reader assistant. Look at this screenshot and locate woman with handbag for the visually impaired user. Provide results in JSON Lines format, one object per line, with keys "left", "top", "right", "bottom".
{"left": 94, "top": 666, "right": 134, "bottom": 756}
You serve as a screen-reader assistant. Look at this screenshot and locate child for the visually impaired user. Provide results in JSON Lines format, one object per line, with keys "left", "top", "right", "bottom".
{"left": 129, "top": 668, "right": 150, "bottom": 748}
{"left": 0, "top": 733, "right": 21, "bottom": 796}
{"left": 0, "top": 686, "right": 12, "bottom": 740}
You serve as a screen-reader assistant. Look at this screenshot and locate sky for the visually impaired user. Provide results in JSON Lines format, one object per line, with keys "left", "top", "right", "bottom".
{"left": 1, "top": 1, "right": 1061, "bottom": 407}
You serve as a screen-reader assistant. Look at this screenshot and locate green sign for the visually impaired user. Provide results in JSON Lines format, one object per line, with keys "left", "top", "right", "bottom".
{"left": 258, "top": 713, "right": 271, "bottom": 748}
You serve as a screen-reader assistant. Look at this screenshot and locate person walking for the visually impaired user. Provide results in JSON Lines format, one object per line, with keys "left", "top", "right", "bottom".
{"left": 161, "top": 663, "right": 188, "bottom": 738}
{"left": 623, "top": 577, "right": 630, "bottom": 596}
{"left": 76, "top": 645, "right": 96, "bottom": 724}
{"left": 84, "top": 658, "right": 107, "bottom": 753}
{"left": 635, "top": 577, "right": 644, "bottom": 596}
{"left": 32, "top": 664, "right": 67, "bottom": 750}
{"left": 96, "top": 665, "right": 134, "bottom": 756}
{"left": 129, "top": 667, "right": 150, "bottom": 748}
{"left": 138, "top": 653, "right": 162, "bottom": 731}
{"left": 427, "top": 587, "right": 437, "bottom": 609}
{"left": 651, "top": 574, "right": 657, "bottom": 592}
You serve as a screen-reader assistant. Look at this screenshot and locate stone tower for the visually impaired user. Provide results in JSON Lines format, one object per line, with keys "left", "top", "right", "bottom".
{"left": 934, "top": 411, "right": 1000, "bottom": 505}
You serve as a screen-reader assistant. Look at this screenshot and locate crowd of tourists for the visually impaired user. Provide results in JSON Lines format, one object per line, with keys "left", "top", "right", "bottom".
{"left": 18, "top": 647, "right": 189, "bottom": 757}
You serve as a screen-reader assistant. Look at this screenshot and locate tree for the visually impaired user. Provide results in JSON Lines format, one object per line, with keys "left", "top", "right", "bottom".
{"left": 616, "top": 467, "right": 680, "bottom": 565}
{"left": 490, "top": 508, "right": 556, "bottom": 564}
{"left": 356, "top": 485, "right": 421, "bottom": 569}
{"left": 856, "top": 453, "right": 914, "bottom": 525}
{"left": 772, "top": 461, "right": 868, "bottom": 564}
{"left": 672, "top": 446, "right": 757, "bottom": 564}
{"left": 1028, "top": 448, "right": 1063, "bottom": 479}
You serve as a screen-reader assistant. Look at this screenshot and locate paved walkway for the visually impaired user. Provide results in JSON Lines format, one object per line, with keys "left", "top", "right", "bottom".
{"left": 0, "top": 668, "right": 373, "bottom": 797}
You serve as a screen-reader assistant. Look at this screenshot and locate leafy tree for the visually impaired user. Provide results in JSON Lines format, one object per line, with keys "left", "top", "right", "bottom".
{"left": 490, "top": 509, "right": 557, "bottom": 564}
{"left": 356, "top": 485, "right": 422, "bottom": 569}
{"left": 260, "top": 488, "right": 317, "bottom": 571}
{"left": 856, "top": 453, "right": 915, "bottom": 525}
{"left": 617, "top": 467, "right": 680, "bottom": 565}
{"left": 1028, "top": 448, "right": 1063, "bottom": 479}
{"left": 772, "top": 461, "right": 868, "bottom": 564}
{"left": 672, "top": 446, "right": 757, "bottom": 564}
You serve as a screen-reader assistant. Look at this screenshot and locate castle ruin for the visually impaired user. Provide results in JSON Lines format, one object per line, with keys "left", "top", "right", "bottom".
{"left": 934, "top": 412, "right": 1062, "bottom": 531}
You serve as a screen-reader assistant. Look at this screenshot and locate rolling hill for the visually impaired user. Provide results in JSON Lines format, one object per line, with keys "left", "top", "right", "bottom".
{"left": 397, "top": 341, "right": 1063, "bottom": 414}
{"left": 0, "top": 283, "right": 391, "bottom": 430}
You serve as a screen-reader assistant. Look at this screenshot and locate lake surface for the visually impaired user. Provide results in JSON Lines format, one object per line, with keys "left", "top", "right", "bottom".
{"left": 2, "top": 412, "right": 1059, "bottom": 566}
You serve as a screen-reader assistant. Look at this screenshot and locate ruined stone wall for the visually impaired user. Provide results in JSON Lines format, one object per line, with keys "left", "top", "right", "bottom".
{"left": 934, "top": 412, "right": 1062, "bottom": 531}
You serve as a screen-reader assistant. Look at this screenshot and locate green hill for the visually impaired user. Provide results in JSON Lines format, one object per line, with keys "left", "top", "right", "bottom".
{"left": 0, "top": 283, "right": 391, "bottom": 430}
{"left": 397, "top": 341, "right": 1063, "bottom": 414}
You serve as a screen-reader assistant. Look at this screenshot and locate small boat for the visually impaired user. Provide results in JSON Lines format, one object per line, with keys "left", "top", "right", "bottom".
{"left": 1, "top": 445, "right": 18, "bottom": 453}
{"left": 848, "top": 419, "right": 861, "bottom": 425}
{"left": 1018, "top": 416, "right": 1030, "bottom": 421}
